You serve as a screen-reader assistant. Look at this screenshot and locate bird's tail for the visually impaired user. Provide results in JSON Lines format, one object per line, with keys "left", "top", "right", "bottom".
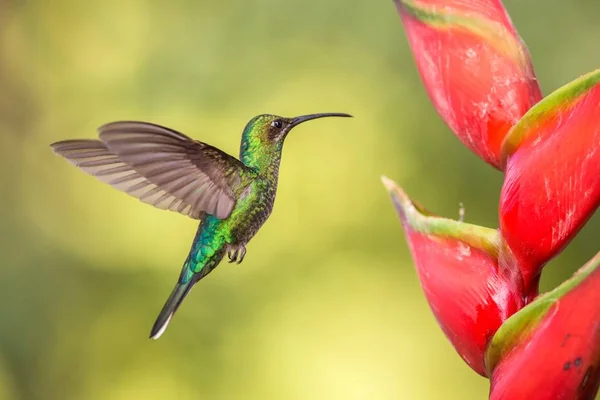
{"left": 149, "top": 247, "right": 225, "bottom": 340}
{"left": 149, "top": 280, "right": 194, "bottom": 340}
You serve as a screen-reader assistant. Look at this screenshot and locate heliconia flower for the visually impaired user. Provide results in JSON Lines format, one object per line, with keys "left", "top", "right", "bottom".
{"left": 485, "top": 251, "right": 600, "bottom": 400}
{"left": 382, "top": 176, "right": 525, "bottom": 376}
{"left": 499, "top": 70, "right": 600, "bottom": 295}
{"left": 393, "top": 0, "right": 542, "bottom": 169}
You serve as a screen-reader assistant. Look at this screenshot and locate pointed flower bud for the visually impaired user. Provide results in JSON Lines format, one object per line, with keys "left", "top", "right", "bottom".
{"left": 393, "top": 0, "right": 542, "bottom": 169}
{"left": 499, "top": 70, "right": 600, "bottom": 293}
{"left": 486, "top": 251, "right": 600, "bottom": 400}
{"left": 382, "top": 176, "right": 524, "bottom": 376}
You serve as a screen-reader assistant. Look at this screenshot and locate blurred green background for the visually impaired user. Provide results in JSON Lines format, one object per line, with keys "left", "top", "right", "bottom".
{"left": 1, "top": 0, "right": 599, "bottom": 399}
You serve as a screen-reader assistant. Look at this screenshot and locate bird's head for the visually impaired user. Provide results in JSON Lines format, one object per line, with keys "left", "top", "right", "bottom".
{"left": 239, "top": 113, "right": 352, "bottom": 168}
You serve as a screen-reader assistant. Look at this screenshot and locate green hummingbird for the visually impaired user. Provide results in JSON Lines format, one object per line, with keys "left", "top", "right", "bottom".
{"left": 50, "top": 112, "right": 352, "bottom": 339}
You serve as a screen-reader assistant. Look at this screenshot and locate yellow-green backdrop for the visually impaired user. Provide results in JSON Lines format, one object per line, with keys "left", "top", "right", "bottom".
{"left": 0, "top": 0, "right": 599, "bottom": 399}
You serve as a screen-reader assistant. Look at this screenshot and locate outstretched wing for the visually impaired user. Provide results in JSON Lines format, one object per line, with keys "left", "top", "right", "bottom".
{"left": 51, "top": 121, "right": 251, "bottom": 220}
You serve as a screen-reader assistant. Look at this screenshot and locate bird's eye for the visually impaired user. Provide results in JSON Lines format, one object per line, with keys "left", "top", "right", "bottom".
{"left": 271, "top": 120, "right": 283, "bottom": 129}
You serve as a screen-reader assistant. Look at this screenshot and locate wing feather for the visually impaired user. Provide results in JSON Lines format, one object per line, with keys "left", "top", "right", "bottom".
{"left": 51, "top": 121, "right": 252, "bottom": 220}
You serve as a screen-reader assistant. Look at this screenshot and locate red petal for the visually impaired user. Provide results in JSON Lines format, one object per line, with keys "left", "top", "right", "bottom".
{"left": 499, "top": 70, "right": 600, "bottom": 292}
{"left": 394, "top": 0, "right": 541, "bottom": 169}
{"left": 487, "top": 252, "right": 600, "bottom": 400}
{"left": 383, "top": 176, "right": 524, "bottom": 376}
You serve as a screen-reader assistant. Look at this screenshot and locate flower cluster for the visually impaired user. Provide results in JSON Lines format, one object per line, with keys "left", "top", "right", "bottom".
{"left": 383, "top": 1, "right": 600, "bottom": 398}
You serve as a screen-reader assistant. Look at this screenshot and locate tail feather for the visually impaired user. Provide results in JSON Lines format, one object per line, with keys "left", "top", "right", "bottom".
{"left": 149, "top": 245, "right": 226, "bottom": 340}
{"left": 149, "top": 281, "right": 194, "bottom": 340}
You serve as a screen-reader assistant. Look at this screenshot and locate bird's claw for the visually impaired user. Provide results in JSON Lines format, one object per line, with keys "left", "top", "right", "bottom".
{"left": 228, "top": 249, "right": 238, "bottom": 263}
{"left": 227, "top": 245, "right": 247, "bottom": 264}
{"left": 236, "top": 246, "right": 246, "bottom": 264}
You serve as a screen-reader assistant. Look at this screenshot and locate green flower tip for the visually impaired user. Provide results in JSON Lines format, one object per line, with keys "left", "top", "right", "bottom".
{"left": 501, "top": 69, "right": 600, "bottom": 160}
{"left": 381, "top": 175, "right": 433, "bottom": 219}
{"left": 381, "top": 175, "right": 500, "bottom": 255}
{"left": 381, "top": 175, "right": 407, "bottom": 222}
{"left": 485, "top": 250, "right": 600, "bottom": 375}
{"left": 393, "top": 0, "right": 528, "bottom": 67}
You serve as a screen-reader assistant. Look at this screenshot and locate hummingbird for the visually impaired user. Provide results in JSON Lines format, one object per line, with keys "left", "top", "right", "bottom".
{"left": 50, "top": 112, "right": 352, "bottom": 339}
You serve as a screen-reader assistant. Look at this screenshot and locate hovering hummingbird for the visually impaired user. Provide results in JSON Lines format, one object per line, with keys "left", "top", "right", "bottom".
{"left": 50, "top": 112, "right": 352, "bottom": 339}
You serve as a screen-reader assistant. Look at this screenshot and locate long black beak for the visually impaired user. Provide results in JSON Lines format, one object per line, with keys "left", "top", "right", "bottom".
{"left": 290, "top": 113, "right": 353, "bottom": 128}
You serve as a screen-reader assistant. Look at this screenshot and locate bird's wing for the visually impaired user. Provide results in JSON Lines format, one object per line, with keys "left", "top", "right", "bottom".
{"left": 51, "top": 121, "right": 252, "bottom": 220}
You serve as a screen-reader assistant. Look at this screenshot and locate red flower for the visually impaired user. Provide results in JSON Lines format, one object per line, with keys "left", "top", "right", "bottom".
{"left": 499, "top": 70, "right": 600, "bottom": 294}
{"left": 394, "top": 0, "right": 542, "bottom": 169}
{"left": 486, "top": 252, "right": 600, "bottom": 400}
{"left": 382, "top": 176, "right": 524, "bottom": 376}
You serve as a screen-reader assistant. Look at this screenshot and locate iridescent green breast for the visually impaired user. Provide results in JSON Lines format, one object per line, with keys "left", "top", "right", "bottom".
{"left": 223, "top": 176, "right": 277, "bottom": 243}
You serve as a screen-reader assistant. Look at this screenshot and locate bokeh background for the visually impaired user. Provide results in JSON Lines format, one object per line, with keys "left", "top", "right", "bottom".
{"left": 1, "top": 0, "right": 599, "bottom": 399}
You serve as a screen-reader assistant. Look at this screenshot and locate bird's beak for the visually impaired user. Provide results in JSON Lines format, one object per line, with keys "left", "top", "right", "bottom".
{"left": 289, "top": 113, "right": 353, "bottom": 129}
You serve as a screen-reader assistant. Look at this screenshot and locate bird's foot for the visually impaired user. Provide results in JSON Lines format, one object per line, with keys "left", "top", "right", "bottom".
{"left": 227, "top": 245, "right": 247, "bottom": 264}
